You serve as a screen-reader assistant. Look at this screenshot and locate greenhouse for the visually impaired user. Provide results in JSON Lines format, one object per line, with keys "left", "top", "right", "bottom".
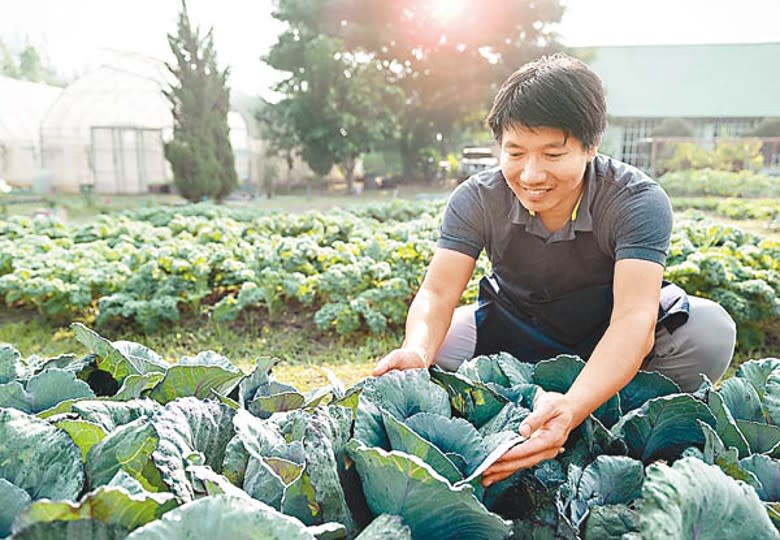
{"left": 34, "top": 53, "right": 253, "bottom": 194}
{"left": 0, "top": 75, "right": 61, "bottom": 188}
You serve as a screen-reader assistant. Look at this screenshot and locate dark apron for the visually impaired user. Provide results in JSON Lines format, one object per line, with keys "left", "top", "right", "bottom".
{"left": 474, "top": 274, "right": 690, "bottom": 363}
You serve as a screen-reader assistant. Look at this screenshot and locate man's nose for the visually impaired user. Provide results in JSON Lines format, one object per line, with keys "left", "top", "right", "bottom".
{"left": 520, "top": 158, "right": 545, "bottom": 184}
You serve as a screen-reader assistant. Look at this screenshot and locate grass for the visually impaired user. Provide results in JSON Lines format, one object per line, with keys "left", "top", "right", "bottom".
{"left": 0, "top": 183, "right": 452, "bottom": 224}
{"left": 1, "top": 193, "right": 186, "bottom": 225}
{"left": 0, "top": 308, "right": 394, "bottom": 392}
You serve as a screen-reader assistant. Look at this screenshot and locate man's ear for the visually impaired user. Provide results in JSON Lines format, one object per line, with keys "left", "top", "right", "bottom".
{"left": 587, "top": 137, "right": 601, "bottom": 160}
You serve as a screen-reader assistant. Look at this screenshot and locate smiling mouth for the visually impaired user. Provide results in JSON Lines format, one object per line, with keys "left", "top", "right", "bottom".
{"left": 523, "top": 187, "right": 553, "bottom": 195}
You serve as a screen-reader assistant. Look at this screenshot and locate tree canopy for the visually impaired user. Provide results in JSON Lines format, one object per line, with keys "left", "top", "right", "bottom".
{"left": 0, "top": 40, "right": 64, "bottom": 86}
{"left": 264, "top": 0, "right": 564, "bottom": 181}
{"left": 263, "top": 5, "right": 402, "bottom": 191}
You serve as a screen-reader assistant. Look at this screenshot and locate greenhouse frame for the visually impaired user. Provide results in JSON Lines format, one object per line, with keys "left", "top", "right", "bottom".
{"left": 1, "top": 53, "right": 258, "bottom": 194}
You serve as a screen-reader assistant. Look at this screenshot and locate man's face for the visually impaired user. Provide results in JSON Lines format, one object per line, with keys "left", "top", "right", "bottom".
{"left": 499, "top": 125, "right": 597, "bottom": 220}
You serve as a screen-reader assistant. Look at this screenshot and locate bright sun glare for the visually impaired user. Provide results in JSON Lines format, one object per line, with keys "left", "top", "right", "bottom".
{"left": 430, "top": 0, "right": 467, "bottom": 22}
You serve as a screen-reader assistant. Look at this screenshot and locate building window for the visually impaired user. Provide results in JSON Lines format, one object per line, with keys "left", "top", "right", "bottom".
{"left": 620, "top": 119, "right": 661, "bottom": 169}
{"left": 712, "top": 118, "right": 761, "bottom": 138}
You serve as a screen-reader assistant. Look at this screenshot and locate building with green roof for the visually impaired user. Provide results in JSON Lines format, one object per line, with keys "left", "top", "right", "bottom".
{"left": 577, "top": 42, "right": 780, "bottom": 170}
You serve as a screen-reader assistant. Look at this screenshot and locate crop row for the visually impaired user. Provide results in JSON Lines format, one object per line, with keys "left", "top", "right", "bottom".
{"left": 0, "top": 325, "right": 779, "bottom": 538}
{"left": 1, "top": 201, "right": 779, "bottom": 353}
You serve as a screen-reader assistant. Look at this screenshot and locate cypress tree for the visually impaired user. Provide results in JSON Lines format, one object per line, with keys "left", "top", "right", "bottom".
{"left": 164, "top": 0, "right": 238, "bottom": 202}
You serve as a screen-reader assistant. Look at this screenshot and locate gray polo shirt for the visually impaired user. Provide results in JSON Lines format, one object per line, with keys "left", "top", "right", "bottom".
{"left": 437, "top": 154, "right": 673, "bottom": 344}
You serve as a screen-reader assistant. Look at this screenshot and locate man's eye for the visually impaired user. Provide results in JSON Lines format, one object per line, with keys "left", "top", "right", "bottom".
{"left": 508, "top": 153, "right": 524, "bottom": 158}
{"left": 545, "top": 153, "right": 565, "bottom": 158}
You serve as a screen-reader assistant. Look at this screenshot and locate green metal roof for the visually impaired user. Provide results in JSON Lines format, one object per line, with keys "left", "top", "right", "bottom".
{"left": 577, "top": 43, "right": 780, "bottom": 118}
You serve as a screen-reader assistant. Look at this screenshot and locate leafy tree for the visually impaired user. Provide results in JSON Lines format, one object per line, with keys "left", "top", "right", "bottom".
{"left": 317, "top": 0, "right": 564, "bottom": 178}
{"left": 18, "top": 46, "right": 43, "bottom": 83}
{"left": 256, "top": 100, "right": 299, "bottom": 191}
{"left": 713, "top": 139, "right": 764, "bottom": 171}
{"left": 263, "top": 4, "right": 401, "bottom": 194}
{"left": 163, "top": 1, "right": 238, "bottom": 202}
{"left": 0, "top": 41, "right": 63, "bottom": 85}
{"left": 747, "top": 118, "right": 780, "bottom": 169}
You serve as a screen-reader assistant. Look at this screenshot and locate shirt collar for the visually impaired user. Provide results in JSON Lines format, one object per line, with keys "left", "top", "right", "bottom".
{"left": 573, "top": 161, "right": 595, "bottom": 232}
{"left": 507, "top": 159, "right": 596, "bottom": 235}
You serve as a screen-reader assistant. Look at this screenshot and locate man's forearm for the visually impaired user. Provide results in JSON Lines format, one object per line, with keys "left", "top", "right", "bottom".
{"left": 402, "top": 288, "right": 457, "bottom": 366}
{"left": 563, "top": 312, "right": 656, "bottom": 427}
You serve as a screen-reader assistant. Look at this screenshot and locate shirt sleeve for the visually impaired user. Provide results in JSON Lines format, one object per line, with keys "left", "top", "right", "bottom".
{"left": 613, "top": 184, "right": 673, "bottom": 266}
{"left": 436, "top": 180, "right": 486, "bottom": 259}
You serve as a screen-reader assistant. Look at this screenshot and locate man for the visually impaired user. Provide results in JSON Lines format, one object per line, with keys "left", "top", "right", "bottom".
{"left": 371, "top": 53, "right": 736, "bottom": 487}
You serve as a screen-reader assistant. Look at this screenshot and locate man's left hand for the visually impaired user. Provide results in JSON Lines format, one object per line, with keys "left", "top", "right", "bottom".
{"left": 481, "top": 391, "right": 578, "bottom": 487}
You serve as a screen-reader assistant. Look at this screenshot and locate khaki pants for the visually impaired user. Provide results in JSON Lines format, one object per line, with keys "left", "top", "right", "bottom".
{"left": 434, "top": 296, "right": 736, "bottom": 393}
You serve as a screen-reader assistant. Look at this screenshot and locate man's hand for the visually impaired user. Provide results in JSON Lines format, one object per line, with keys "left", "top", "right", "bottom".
{"left": 372, "top": 249, "right": 475, "bottom": 378}
{"left": 372, "top": 347, "right": 428, "bottom": 377}
{"left": 481, "top": 391, "right": 577, "bottom": 487}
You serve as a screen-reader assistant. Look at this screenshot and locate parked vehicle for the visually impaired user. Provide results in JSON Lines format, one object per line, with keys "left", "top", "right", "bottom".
{"left": 458, "top": 146, "right": 498, "bottom": 181}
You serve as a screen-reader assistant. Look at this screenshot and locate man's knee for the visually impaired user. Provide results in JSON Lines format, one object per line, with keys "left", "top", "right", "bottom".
{"left": 651, "top": 296, "right": 736, "bottom": 391}
{"left": 686, "top": 296, "right": 737, "bottom": 382}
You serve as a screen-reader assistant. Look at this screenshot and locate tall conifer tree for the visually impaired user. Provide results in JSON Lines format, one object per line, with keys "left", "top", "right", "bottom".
{"left": 164, "top": 1, "right": 238, "bottom": 202}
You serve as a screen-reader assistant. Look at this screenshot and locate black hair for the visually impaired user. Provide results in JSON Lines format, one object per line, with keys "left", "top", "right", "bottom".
{"left": 486, "top": 53, "right": 607, "bottom": 149}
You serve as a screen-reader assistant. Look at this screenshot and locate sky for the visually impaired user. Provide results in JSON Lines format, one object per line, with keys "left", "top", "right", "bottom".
{"left": 1, "top": 0, "right": 779, "bottom": 97}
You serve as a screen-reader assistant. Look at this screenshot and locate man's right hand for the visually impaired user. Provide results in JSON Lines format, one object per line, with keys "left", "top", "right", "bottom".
{"left": 371, "top": 248, "right": 475, "bottom": 378}
{"left": 371, "top": 347, "right": 429, "bottom": 377}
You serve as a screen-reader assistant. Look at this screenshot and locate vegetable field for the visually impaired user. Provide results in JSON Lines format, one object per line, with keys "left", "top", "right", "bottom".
{"left": 2, "top": 196, "right": 780, "bottom": 538}
{"left": 2, "top": 201, "right": 779, "bottom": 354}
{"left": 1, "top": 326, "right": 780, "bottom": 539}
{"left": 658, "top": 169, "right": 780, "bottom": 198}
{"left": 673, "top": 197, "right": 780, "bottom": 222}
